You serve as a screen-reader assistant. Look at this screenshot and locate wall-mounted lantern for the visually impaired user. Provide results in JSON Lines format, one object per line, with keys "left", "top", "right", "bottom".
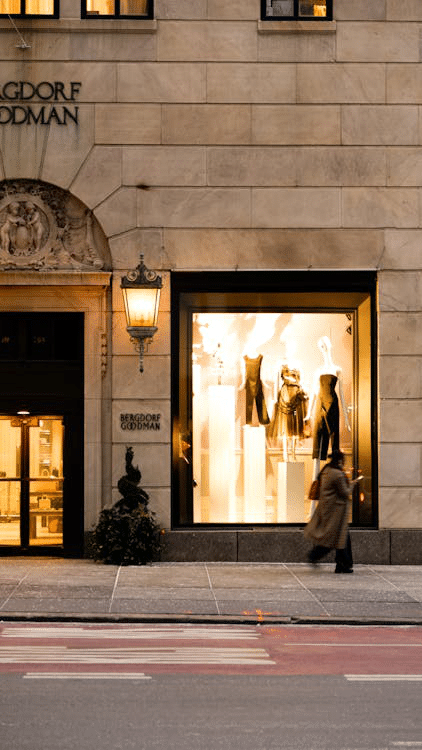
{"left": 121, "top": 254, "right": 162, "bottom": 373}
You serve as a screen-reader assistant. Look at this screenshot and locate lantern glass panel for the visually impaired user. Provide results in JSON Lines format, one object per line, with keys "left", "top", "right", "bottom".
{"left": 123, "top": 287, "right": 160, "bottom": 328}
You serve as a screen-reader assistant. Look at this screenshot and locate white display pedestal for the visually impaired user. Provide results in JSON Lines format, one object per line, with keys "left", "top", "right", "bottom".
{"left": 192, "top": 363, "right": 202, "bottom": 522}
{"left": 208, "top": 385, "right": 236, "bottom": 523}
{"left": 243, "top": 425, "right": 266, "bottom": 523}
{"left": 277, "top": 461, "right": 305, "bottom": 523}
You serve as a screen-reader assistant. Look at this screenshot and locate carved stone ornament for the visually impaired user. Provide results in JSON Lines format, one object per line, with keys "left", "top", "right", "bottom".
{"left": 0, "top": 179, "right": 110, "bottom": 271}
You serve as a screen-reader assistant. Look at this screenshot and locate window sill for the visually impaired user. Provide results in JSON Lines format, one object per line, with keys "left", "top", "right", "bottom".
{"left": 0, "top": 18, "right": 157, "bottom": 33}
{"left": 258, "top": 19, "right": 336, "bottom": 33}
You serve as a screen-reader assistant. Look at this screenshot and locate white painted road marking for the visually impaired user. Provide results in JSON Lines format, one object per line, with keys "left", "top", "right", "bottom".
{"left": 1, "top": 626, "right": 259, "bottom": 640}
{"left": 23, "top": 672, "right": 152, "bottom": 680}
{"left": 286, "top": 643, "right": 422, "bottom": 648}
{"left": 0, "top": 646, "right": 275, "bottom": 665}
{"left": 345, "top": 675, "right": 422, "bottom": 681}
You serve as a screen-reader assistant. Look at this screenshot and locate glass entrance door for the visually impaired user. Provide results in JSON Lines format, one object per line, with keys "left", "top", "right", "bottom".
{"left": 0, "top": 415, "right": 64, "bottom": 548}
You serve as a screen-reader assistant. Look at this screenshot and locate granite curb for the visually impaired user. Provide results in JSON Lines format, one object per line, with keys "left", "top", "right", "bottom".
{"left": 1, "top": 613, "right": 422, "bottom": 626}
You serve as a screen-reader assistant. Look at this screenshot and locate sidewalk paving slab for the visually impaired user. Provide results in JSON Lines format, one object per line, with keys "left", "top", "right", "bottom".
{"left": 1, "top": 559, "right": 422, "bottom": 625}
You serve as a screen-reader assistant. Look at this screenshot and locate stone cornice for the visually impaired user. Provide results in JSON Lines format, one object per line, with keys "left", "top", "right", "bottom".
{"left": 0, "top": 18, "right": 157, "bottom": 34}
{"left": 0, "top": 271, "right": 111, "bottom": 286}
{"left": 258, "top": 20, "right": 336, "bottom": 33}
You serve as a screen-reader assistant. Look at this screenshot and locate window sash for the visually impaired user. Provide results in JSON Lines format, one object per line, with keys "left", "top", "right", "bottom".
{"left": 81, "top": 0, "right": 153, "bottom": 18}
{"left": 0, "top": 0, "right": 58, "bottom": 15}
{"left": 262, "top": 0, "right": 333, "bottom": 20}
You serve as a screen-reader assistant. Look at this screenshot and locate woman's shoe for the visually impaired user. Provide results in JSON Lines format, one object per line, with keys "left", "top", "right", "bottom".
{"left": 335, "top": 567, "right": 353, "bottom": 574}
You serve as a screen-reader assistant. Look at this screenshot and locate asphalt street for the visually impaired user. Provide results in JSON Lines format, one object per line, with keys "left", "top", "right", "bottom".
{"left": 0, "top": 621, "right": 421, "bottom": 750}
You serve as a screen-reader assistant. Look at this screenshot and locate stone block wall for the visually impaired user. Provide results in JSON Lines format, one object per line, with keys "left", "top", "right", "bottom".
{"left": 1, "top": 0, "right": 422, "bottom": 534}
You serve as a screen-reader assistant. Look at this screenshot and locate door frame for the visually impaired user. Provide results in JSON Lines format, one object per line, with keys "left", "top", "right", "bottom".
{"left": 0, "top": 272, "right": 111, "bottom": 554}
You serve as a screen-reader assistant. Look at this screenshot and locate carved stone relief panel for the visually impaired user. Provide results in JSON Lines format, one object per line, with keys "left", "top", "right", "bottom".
{"left": 0, "top": 179, "right": 111, "bottom": 271}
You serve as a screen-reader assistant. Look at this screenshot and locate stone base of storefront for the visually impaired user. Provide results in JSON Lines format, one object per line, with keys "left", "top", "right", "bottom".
{"left": 83, "top": 529, "right": 422, "bottom": 565}
{"left": 156, "top": 529, "right": 422, "bottom": 565}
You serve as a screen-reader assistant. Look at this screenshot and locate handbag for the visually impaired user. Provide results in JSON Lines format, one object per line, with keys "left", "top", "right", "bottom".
{"left": 308, "top": 464, "right": 327, "bottom": 502}
{"left": 308, "top": 476, "right": 321, "bottom": 502}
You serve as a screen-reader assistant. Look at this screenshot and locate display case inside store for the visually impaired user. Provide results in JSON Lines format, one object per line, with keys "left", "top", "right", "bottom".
{"left": 173, "top": 275, "right": 376, "bottom": 529}
{"left": 191, "top": 311, "right": 354, "bottom": 524}
{"left": 0, "top": 416, "right": 63, "bottom": 547}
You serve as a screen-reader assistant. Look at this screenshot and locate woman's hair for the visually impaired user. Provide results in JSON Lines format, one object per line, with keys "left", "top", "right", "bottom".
{"left": 329, "top": 449, "right": 345, "bottom": 468}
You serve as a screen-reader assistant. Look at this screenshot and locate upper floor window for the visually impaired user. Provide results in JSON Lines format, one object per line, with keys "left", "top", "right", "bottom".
{"left": 262, "top": 0, "right": 332, "bottom": 19}
{"left": 0, "top": 0, "right": 58, "bottom": 16}
{"left": 81, "top": 0, "right": 153, "bottom": 17}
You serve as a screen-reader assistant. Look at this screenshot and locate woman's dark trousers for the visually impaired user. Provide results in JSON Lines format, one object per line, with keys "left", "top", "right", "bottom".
{"left": 309, "top": 533, "right": 353, "bottom": 570}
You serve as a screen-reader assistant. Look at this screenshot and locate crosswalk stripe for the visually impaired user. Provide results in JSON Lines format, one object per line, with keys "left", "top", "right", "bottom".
{"left": 1, "top": 627, "right": 259, "bottom": 640}
{"left": 345, "top": 675, "right": 422, "bottom": 681}
{"left": 23, "top": 672, "right": 152, "bottom": 680}
{"left": 287, "top": 643, "right": 422, "bottom": 648}
{"left": 0, "top": 646, "right": 275, "bottom": 665}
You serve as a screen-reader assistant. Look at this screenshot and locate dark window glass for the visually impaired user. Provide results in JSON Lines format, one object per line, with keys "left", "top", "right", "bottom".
{"left": 0, "top": 319, "right": 19, "bottom": 360}
{"left": 54, "top": 315, "right": 84, "bottom": 361}
{"left": 28, "top": 318, "right": 54, "bottom": 360}
{"left": 0, "top": 313, "right": 83, "bottom": 362}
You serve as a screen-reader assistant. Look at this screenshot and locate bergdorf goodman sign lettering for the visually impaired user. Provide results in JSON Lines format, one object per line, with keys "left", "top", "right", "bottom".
{"left": 120, "top": 413, "right": 161, "bottom": 431}
{"left": 0, "top": 81, "right": 81, "bottom": 126}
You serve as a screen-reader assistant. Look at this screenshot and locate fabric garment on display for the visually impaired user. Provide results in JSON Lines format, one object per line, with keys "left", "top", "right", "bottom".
{"left": 312, "top": 373, "right": 340, "bottom": 460}
{"left": 243, "top": 354, "right": 270, "bottom": 425}
{"left": 268, "top": 366, "right": 308, "bottom": 441}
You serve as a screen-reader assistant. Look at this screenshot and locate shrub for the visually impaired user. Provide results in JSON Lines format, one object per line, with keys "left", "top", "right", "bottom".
{"left": 92, "top": 505, "right": 161, "bottom": 565}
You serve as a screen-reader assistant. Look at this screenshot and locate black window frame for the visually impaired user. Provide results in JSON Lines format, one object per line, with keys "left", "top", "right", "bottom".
{"left": 171, "top": 270, "right": 378, "bottom": 531}
{"left": 81, "top": 0, "right": 153, "bottom": 19}
{"left": 261, "top": 0, "right": 333, "bottom": 21}
{"left": 0, "top": 0, "right": 59, "bottom": 17}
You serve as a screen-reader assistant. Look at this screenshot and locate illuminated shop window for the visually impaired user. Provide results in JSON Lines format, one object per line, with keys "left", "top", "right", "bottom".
{"left": 81, "top": 0, "right": 152, "bottom": 17}
{"left": 173, "top": 273, "right": 376, "bottom": 528}
{"left": 0, "top": 0, "right": 57, "bottom": 15}
{"left": 262, "top": 0, "right": 332, "bottom": 19}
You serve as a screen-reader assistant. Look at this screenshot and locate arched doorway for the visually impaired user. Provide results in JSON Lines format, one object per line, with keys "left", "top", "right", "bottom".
{"left": 0, "top": 179, "right": 112, "bottom": 555}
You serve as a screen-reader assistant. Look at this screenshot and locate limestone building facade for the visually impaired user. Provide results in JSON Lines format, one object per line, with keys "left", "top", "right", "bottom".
{"left": 0, "top": 0, "right": 421, "bottom": 562}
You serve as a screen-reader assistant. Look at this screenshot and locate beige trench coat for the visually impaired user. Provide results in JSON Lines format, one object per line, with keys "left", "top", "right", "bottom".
{"left": 304, "top": 465, "right": 352, "bottom": 550}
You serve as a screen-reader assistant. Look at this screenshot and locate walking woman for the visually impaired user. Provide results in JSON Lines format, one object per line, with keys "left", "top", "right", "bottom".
{"left": 304, "top": 449, "right": 363, "bottom": 574}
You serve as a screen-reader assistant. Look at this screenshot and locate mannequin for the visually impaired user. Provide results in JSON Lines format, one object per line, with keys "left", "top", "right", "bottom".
{"left": 268, "top": 364, "right": 308, "bottom": 460}
{"left": 305, "top": 336, "right": 350, "bottom": 512}
{"left": 238, "top": 314, "right": 279, "bottom": 426}
{"left": 239, "top": 348, "right": 270, "bottom": 425}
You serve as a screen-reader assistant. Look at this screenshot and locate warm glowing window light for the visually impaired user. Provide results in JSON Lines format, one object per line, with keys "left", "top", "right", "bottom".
{"left": 26, "top": 0, "right": 54, "bottom": 12}
{"left": 85, "top": 0, "right": 148, "bottom": 14}
{"left": 267, "top": 0, "right": 328, "bottom": 17}
{"left": 1, "top": 0, "right": 21, "bottom": 11}
{"left": 86, "top": 0, "right": 114, "bottom": 14}
{"left": 1, "top": 0, "right": 54, "bottom": 13}
{"left": 299, "top": 0, "right": 326, "bottom": 15}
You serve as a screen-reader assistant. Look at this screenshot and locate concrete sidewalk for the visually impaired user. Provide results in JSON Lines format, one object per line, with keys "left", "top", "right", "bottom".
{"left": 1, "top": 557, "right": 422, "bottom": 625}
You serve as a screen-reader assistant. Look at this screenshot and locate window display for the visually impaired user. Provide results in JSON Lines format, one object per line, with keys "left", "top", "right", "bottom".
{"left": 173, "top": 273, "right": 375, "bottom": 528}
{"left": 190, "top": 312, "right": 354, "bottom": 524}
